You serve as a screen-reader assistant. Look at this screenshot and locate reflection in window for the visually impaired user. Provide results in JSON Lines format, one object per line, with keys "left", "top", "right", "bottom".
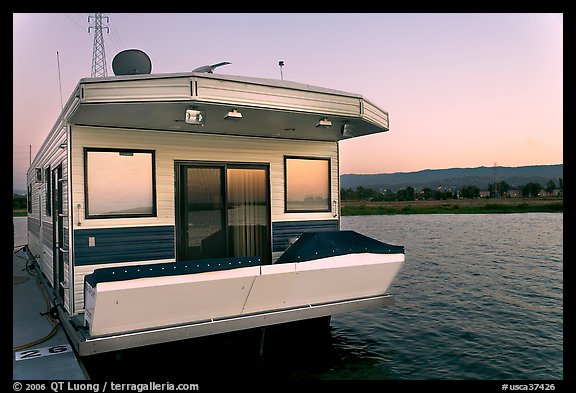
{"left": 185, "top": 167, "right": 225, "bottom": 256}
{"left": 285, "top": 157, "right": 330, "bottom": 212}
{"left": 45, "top": 167, "right": 51, "bottom": 217}
{"left": 27, "top": 184, "right": 32, "bottom": 213}
{"left": 85, "top": 149, "right": 155, "bottom": 217}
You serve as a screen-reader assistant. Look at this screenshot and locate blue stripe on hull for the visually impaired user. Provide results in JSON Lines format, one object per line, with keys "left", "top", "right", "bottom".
{"left": 272, "top": 219, "right": 339, "bottom": 252}
{"left": 74, "top": 226, "right": 175, "bottom": 266}
{"left": 85, "top": 256, "right": 261, "bottom": 287}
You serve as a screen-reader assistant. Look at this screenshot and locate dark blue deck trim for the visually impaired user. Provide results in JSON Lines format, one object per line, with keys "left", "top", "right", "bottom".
{"left": 74, "top": 225, "right": 175, "bottom": 266}
{"left": 84, "top": 256, "right": 261, "bottom": 287}
{"left": 272, "top": 219, "right": 339, "bottom": 252}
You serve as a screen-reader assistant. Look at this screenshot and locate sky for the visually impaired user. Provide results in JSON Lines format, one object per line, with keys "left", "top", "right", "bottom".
{"left": 12, "top": 13, "right": 563, "bottom": 191}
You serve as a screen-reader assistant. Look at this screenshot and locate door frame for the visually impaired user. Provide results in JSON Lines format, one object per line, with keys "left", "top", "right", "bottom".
{"left": 52, "top": 163, "right": 65, "bottom": 300}
{"left": 174, "top": 160, "right": 271, "bottom": 264}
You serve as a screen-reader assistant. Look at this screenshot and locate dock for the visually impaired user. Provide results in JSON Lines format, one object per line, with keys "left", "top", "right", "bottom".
{"left": 13, "top": 245, "right": 88, "bottom": 380}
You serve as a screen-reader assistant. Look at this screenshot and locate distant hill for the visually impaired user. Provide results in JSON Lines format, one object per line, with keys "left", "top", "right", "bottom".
{"left": 13, "top": 165, "right": 563, "bottom": 195}
{"left": 341, "top": 164, "right": 563, "bottom": 192}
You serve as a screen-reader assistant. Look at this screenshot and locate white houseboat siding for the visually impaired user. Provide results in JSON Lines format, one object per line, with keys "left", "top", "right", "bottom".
{"left": 26, "top": 124, "right": 71, "bottom": 310}
{"left": 70, "top": 125, "right": 339, "bottom": 314}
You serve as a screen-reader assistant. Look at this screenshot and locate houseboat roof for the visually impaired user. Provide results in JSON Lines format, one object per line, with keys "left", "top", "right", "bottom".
{"left": 68, "top": 71, "right": 390, "bottom": 141}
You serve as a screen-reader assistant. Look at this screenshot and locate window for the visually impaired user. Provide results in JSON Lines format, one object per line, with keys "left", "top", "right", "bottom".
{"left": 85, "top": 149, "right": 156, "bottom": 218}
{"left": 285, "top": 157, "right": 330, "bottom": 212}
{"left": 27, "top": 184, "right": 32, "bottom": 213}
{"left": 45, "top": 167, "right": 51, "bottom": 217}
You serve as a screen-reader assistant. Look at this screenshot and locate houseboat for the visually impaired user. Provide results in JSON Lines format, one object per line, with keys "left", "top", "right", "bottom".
{"left": 25, "top": 50, "right": 405, "bottom": 356}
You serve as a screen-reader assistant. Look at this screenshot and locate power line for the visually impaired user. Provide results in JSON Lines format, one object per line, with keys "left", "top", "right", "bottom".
{"left": 104, "top": 34, "right": 119, "bottom": 54}
{"left": 62, "top": 13, "right": 86, "bottom": 32}
{"left": 108, "top": 14, "right": 125, "bottom": 51}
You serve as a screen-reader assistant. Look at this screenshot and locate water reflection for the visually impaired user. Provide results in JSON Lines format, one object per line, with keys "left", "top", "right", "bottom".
{"left": 81, "top": 317, "right": 392, "bottom": 381}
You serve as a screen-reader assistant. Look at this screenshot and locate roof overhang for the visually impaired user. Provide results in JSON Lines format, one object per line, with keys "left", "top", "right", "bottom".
{"left": 69, "top": 72, "right": 389, "bottom": 142}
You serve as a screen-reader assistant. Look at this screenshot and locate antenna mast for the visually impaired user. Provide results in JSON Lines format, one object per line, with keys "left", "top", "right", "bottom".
{"left": 279, "top": 60, "right": 284, "bottom": 80}
{"left": 88, "top": 13, "right": 109, "bottom": 77}
{"left": 56, "top": 51, "right": 63, "bottom": 109}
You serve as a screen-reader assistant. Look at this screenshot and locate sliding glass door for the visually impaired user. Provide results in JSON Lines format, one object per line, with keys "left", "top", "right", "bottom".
{"left": 177, "top": 163, "right": 271, "bottom": 264}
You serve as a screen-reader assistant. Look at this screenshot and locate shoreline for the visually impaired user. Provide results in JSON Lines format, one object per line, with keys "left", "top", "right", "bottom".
{"left": 13, "top": 197, "right": 563, "bottom": 218}
{"left": 341, "top": 197, "right": 563, "bottom": 215}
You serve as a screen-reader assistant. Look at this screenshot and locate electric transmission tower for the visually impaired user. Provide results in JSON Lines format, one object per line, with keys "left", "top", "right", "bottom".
{"left": 88, "top": 13, "right": 109, "bottom": 77}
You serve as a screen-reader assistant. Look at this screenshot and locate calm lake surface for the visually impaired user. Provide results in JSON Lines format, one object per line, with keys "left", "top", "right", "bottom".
{"left": 12, "top": 213, "right": 563, "bottom": 381}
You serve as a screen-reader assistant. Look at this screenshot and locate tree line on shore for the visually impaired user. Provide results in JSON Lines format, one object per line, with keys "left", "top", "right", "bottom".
{"left": 12, "top": 195, "right": 27, "bottom": 211}
{"left": 13, "top": 177, "right": 564, "bottom": 210}
{"left": 341, "top": 178, "right": 563, "bottom": 202}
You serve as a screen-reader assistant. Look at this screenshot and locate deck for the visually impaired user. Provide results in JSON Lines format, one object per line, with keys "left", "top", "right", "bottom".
{"left": 12, "top": 245, "right": 88, "bottom": 380}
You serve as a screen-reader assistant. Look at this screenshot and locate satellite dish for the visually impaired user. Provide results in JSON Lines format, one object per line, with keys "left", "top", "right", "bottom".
{"left": 112, "top": 49, "right": 152, "bottom": 76}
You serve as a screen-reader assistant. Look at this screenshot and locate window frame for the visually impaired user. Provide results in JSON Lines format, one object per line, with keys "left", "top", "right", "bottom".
{"left": 174, "top": 160, "right": 272, "bottom": 264}
{"left": 45, "top": 166, "right": 51, "bottom": 217}
{"left": 284, "top": 156, "right": 331, "bottom": 213}
{"left": 84, "top": 147, "right": 157, "bottom": 219}
{"left": 27, "top": 183, "right": 32, "bottom": 213}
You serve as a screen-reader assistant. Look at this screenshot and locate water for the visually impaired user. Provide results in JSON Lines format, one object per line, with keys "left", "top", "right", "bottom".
{"left": 12, "top": 214, "right": 563, "bottom": 381}
{"left": 336, "top": 214, "right": 563, "bottom": 381}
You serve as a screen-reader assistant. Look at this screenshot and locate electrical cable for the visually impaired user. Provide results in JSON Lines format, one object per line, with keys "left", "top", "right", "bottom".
{"left": 13, "top": 246, "right": 30, "bottom": 263}
{"left": 13, "top": 250, "right": 61, "bottom": 352}
{"left": 13, "top": 324, "right": 59, "bottom": 352}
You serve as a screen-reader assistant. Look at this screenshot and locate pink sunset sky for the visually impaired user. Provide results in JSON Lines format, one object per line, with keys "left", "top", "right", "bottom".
{"left": 13, "top": 13, "right": 563, "bottom": 191}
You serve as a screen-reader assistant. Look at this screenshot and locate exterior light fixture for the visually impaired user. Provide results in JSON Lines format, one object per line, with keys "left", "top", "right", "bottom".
{"left": 316, "top": 117, "right": 332, "bottom": 128}
{"left": 185, "top": 109, "right": 205, "bottom": 125}
{"left": 341, "top": 122, "right": 355, "bottom": 138}
{"left": 225, "top": 109, "right": 243, "bottom": 120}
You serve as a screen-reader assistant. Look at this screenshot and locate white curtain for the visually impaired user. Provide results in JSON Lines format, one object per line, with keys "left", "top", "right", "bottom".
{"left": 227, "top": 168, "right": 268, "bottom": 262}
